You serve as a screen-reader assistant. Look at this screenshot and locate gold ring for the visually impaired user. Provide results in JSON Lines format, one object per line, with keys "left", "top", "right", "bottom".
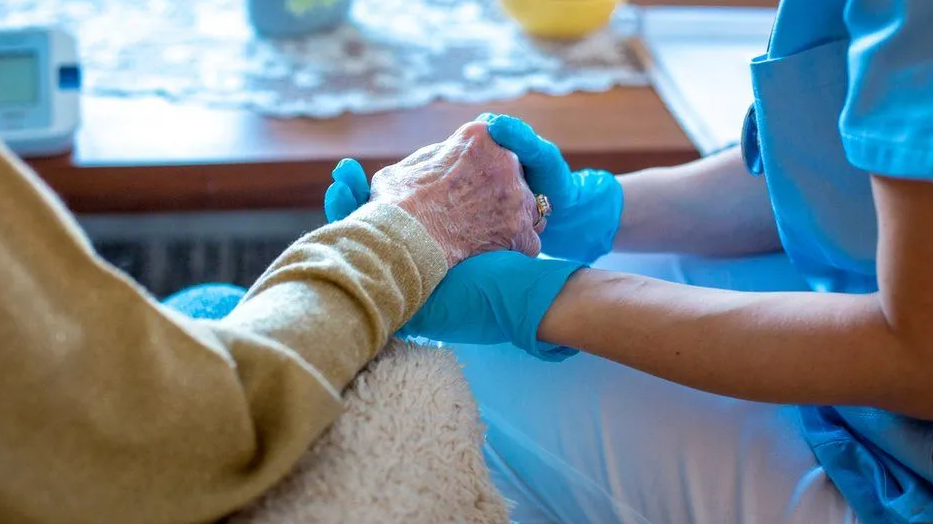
{"left": 535, "top": 194, "right": 553, "bottom": 219}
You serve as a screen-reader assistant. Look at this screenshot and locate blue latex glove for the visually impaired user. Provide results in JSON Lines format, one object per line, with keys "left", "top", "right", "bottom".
{"left": 323, "top": 158, "right": 370, "bottom": 223}
{"left": 324, "top": 159, "right": 584, "bottom": 361}
{"left": 477, "top": 113, "right": 624, "bottom": 264}
{"left": 399, "top": 251, "right": 584, "bottom": 361}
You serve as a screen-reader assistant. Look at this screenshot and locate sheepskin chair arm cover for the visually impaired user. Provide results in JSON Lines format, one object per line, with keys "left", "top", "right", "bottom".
{"left": 227, "top": 339, "right": 511, "bottom": 524}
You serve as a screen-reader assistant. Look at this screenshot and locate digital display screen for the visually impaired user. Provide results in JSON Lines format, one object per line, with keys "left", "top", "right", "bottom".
{"left": 0, "top": 53, "right": 39, "bottom": 105}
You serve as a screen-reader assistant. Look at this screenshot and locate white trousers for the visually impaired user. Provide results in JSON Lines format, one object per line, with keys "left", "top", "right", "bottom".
{"left": 451, "top": 253, "right": 860, "bottom": 524}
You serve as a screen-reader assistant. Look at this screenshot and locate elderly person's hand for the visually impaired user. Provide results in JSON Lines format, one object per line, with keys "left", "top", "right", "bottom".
{"left": 325, "top": 149, "right": 585, "bottom": 362}
{"left": 367, "top": 121, "right": 544, "bottom": 267}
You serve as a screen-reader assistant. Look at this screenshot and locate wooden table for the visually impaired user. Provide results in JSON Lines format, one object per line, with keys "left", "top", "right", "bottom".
{"left": 29, "top": 90, "right": 698, "bottom": 213}
{"left": 26, "top": 0, "right": 776, "bottom": 214}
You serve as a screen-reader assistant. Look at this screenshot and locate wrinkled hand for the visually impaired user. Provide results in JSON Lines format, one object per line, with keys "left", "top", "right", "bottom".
{"left": 369, "top": 121, "right": 544, "bottom": 267}
{"left": 477, "top": 113, "right": 624, "bottom": 263}
{"left": 325, "top": 159, "right": 584, "bottom": 361}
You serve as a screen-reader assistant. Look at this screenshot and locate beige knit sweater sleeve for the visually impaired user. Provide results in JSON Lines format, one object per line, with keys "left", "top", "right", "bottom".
{"left": 0, "top": 144, "right": 448, "bottom": 524}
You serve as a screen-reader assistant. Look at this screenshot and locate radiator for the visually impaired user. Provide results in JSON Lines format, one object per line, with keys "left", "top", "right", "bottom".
{"left": 80, "top": 210, "right": 326, "bottom": 298}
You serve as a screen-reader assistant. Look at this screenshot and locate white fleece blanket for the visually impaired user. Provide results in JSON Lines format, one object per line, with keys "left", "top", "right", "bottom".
{"left": 228, "top": 340, "right": 510, "bottom": 524}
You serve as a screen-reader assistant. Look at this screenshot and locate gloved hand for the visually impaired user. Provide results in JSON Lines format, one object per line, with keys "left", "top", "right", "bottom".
{"left": 400, "top": 251, "right": 584, "bottom": 361}
{"left": 324, "top": 158, "right": 371, "bottom": 223}
{"left": 477, "top": 113, "right": 624, "bottom": 264}
{"left": 324, "top": 159, "right": 584, "bottom": 361}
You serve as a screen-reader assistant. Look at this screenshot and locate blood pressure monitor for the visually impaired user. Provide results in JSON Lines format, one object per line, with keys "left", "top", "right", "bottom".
{"left": 0, "top": 27, "right": 80, "bottom": 157}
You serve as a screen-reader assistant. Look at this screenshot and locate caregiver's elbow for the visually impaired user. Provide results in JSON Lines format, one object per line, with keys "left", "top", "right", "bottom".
{"left": 873, "top": 336, "right": 933, "bottom": 421}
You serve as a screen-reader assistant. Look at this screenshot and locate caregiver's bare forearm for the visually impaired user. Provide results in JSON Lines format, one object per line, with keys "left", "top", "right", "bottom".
{"left": 614, "top": 147, "right": 781, "bottom": 256}
{"left": 538, "top": 270, "right": 933, "bottom": 420}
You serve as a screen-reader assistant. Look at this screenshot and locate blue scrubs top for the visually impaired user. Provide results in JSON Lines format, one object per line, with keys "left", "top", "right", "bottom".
{"left": 742, "top": 1, "right": 933, "bottom": 522}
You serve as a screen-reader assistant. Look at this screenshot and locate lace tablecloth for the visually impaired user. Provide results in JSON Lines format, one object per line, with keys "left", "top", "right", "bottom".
{"left": 1, "top": 0, "right": 646, "bottom": 118}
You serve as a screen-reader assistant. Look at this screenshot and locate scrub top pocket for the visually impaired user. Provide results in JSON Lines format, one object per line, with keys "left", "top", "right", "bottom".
{"left": 749, "top": 39, "right": 878, "bottom": 292}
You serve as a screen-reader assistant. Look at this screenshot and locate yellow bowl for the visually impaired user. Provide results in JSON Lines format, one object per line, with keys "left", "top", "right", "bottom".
{"left": 500, "top": 0, "right": 619, "bottom": 40}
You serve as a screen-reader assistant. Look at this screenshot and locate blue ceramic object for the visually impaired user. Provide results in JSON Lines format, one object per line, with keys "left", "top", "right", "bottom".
{"left": 247, "top": 0, "right": 353, "bottom": 38}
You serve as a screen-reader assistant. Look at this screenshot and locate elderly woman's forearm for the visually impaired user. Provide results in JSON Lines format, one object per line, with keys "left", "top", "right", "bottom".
{"left": 0, "top": 146, "right": 449, "bottom": 524}
{"left": 538, "top": 269, "right": 933, "bottom": 419}
{"left": 224, "top": 202, "right": 448, "bottom": 390}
